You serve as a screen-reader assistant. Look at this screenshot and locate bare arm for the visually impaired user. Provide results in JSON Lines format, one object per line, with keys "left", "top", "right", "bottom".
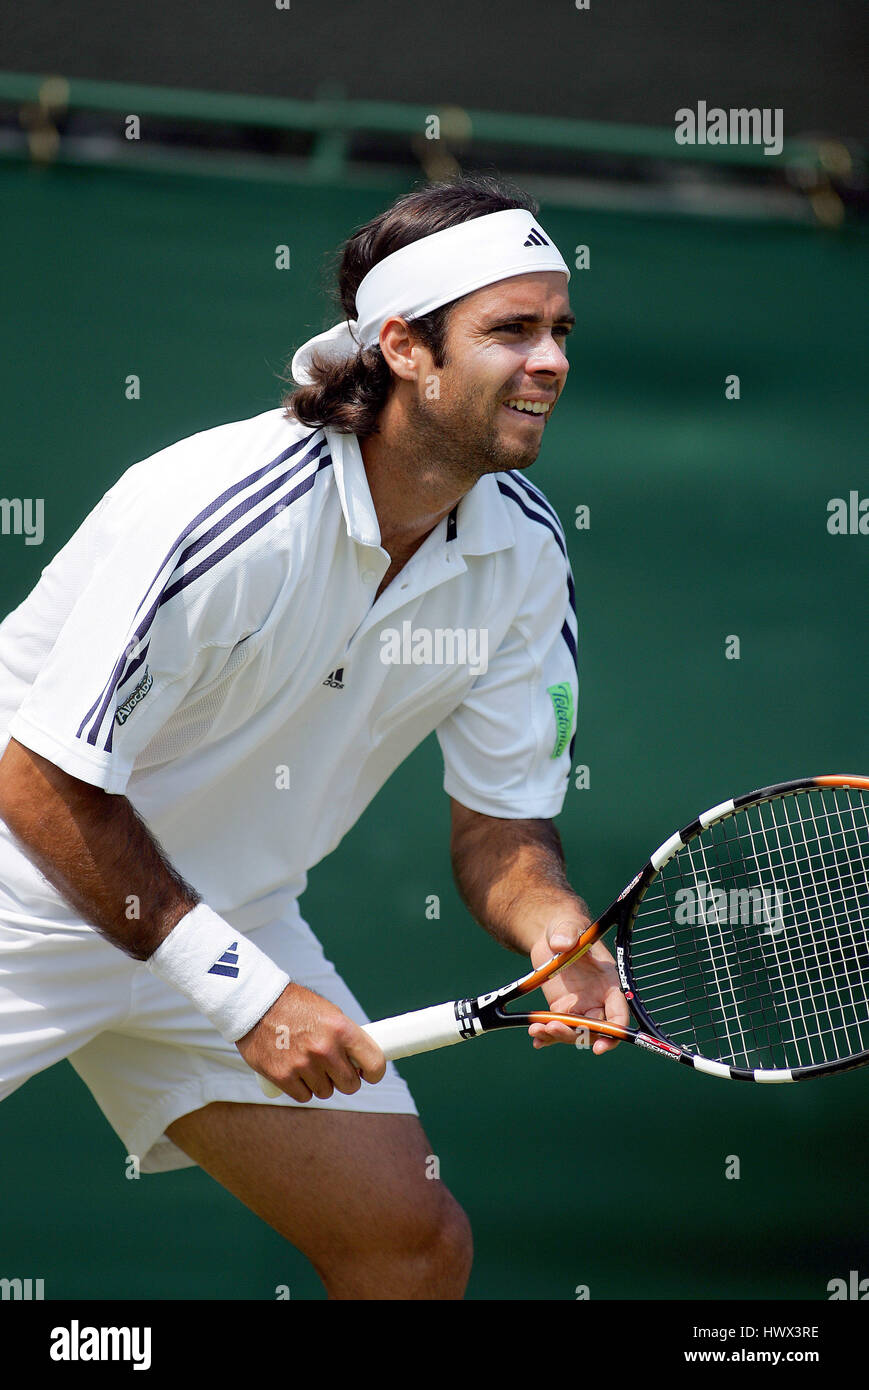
{"left": 0, "top": 737, "right": 197, "bottom": 956}
{"left": 449, "top": 798, "right": 627, "bottom": 1052}
{"left": 449, "top": 798, "right": 590, "bottom": 956}
{"left": 0, "top": 736, "right": 385, "bottom": 1095}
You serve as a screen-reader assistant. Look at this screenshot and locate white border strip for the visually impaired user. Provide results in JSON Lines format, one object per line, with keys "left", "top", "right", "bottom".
{"left": 692, "top": 1057, "right": 732, "bottom": 1080}
{"left": 699, "top": 797, "right": 736, "bottom": 828}
{"left": 651, "top": 831, "right": 684, "bottom": 871}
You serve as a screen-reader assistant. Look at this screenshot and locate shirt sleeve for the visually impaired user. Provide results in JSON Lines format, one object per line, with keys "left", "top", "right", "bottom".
{"left": 7, "top": 475, "right": 287, "bottom": 795}
{"left": 436, "top": 536, "right": 578, "bottom": 819}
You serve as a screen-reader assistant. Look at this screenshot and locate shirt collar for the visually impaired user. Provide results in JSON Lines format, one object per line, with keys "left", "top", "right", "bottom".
{"left": 325, "top": 427, "right": 516, "bottom": 557}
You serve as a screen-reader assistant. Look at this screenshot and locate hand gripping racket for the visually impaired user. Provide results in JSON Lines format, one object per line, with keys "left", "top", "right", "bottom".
{"left": 258, "top": 775, "right": 869, "bottom": 1091}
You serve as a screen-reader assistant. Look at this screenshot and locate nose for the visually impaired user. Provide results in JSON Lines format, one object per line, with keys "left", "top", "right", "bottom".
{"left": 524, "top": 332, "right": 569, "bottom": 378}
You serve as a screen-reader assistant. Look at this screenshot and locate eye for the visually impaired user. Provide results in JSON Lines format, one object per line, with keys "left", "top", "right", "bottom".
{"left": 495, "top": 323, "right": 573, "bottom": 338}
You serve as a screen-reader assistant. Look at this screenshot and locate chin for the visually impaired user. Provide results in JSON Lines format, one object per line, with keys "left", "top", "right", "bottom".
{"left": 478, "top": 449, "right": 538, "bottom": 478}
{"left": 502, "top": 443, "right": 541, "bottom": 472}
{"left": 511, "top": 450, "right": 540, "bottom": 471}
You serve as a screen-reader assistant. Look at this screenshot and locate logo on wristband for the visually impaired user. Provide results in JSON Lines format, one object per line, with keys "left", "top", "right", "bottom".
{"left": 208, "top": 943, "right": 240, "bottom": 979}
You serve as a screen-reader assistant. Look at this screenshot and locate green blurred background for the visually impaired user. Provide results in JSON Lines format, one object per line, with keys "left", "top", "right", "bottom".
{"left": 0, "top": 154, "right": 867, "bottom": 1301}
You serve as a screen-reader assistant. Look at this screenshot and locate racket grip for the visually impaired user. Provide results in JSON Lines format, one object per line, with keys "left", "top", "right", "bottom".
{"left": 254, "top": 1001, "right": 466, "bottom": 1096}
{"left": 363, "top": 1001, "right": 467, "bottom": 1060}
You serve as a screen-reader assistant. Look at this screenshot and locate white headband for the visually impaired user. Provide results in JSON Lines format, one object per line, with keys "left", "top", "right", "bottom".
{"left": 291, "top": 208, "right": 571, "bottom": 386}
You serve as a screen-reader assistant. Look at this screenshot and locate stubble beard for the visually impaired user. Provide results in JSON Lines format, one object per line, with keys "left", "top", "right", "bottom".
{"left": 403, "top": 381, "right": 542, "bottom": 488}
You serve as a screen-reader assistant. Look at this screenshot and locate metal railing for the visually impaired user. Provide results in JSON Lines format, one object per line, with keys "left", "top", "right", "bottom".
{"left": 0, "top": 70, "right": 836, "bottom": 176}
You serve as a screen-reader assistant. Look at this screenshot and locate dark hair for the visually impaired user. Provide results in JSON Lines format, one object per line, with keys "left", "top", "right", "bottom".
{"left": 281, "top": 174, "right": 538, "bottom": 438}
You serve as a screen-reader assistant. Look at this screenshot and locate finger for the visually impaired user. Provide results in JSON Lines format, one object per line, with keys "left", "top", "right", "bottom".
{"left": 348, "top": 1028, "right": 388, "bottom": 1084}
{"left": 528, "top": 1021, "right": 557, "bottom": 1048}
{"left": 606, "top": 981, "right": 631, "bottom": 1028}
{"left": 548, "top": 1020, "right": 594, "bottom": 1046}
{"left": 588, "top": 998, "right": 621, "bottom": 1053}
{"left": 592, "top": 989, "right": 629, "bottom": 1053}
{"left": 587, "top": 939, "right": 618, "bottom": 969}
{"left": 529, "top": 1019, "right": 594, "bottom": 1048}
{"left": 547, "top": 919, "right": 585, "bottom": 953}
{"left": 575, "top": 1004, "right": 620, "bottom": 1055}
{"left": 280, "top": 1075, "right": 314, "bottom": 1103}
{"left": 302, "top": 1071, "right": 335, "bottom": 1102}
{"left": 325, "top": 1056, "right": 364, "bottom": 1097}
{"left": 528, "top": 1019, "right": 569, "bottom": 1048}
{"left": 531, "top": 1010, "right": 625, "bottom": 1054}
{"left": 541, "top": 991, "right": 580, "bottom": 1015}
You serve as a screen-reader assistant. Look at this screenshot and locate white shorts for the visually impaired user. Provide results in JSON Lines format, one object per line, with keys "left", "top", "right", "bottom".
{"left": 0, "top": 904, "right": 417, "bottom": 1173}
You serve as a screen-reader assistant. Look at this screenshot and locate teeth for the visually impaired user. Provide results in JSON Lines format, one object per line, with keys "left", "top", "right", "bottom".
{"left": 505, "top": 399, "right": 550, "bottom": 414}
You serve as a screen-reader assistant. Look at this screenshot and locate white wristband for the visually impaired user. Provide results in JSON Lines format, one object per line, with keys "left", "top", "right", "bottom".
{"left": 146, "top": 904, "right": 290, "bottom": 1043}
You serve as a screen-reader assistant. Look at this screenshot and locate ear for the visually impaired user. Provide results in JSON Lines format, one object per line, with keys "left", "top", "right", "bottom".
{"left": 377, "top": 316, "right": 427, "bottom": 382}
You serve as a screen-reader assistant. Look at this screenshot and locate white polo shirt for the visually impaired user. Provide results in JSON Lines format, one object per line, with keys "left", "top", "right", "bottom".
{"left": 0, "top": 410, "right": 578, "bottom": 932}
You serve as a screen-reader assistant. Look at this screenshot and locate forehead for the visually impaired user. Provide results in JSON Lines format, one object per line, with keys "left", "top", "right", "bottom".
{"left": 454, "top": 270, "right": 572, "bottom": 321}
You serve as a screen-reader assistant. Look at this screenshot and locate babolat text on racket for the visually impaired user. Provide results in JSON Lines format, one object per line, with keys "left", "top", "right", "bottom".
{"left": 259, "top": 775, "right": 869, "bottom": 1089}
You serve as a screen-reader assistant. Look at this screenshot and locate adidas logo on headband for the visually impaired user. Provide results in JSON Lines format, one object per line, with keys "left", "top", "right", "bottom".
{"left": 523, "top": 227, "right": 550, "bottom": 248}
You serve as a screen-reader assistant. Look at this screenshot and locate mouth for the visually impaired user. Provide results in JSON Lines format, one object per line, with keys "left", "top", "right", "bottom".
{"left": 502, "top": 397, "right": 553, "bottom": 423}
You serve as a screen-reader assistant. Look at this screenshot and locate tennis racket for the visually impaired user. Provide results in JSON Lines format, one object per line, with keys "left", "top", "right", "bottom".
{"left": 257, "top": 774, "right": 869, "bottom": 1091}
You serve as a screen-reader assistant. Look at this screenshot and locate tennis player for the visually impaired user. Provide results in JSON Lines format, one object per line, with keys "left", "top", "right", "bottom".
{"left": 0, "top": 175, "right": 627, "bottom": 1299}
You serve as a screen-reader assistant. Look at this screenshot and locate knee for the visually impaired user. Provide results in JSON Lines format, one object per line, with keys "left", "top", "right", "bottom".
{"left": 415, "top": 1189, "right": 474, "bottom": 1296}
{"left": 321, "top": 1188, "right": 473, "bottom": 1300}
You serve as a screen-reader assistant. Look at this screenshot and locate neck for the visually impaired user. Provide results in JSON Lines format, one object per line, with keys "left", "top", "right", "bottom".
{"left": 359, "top": 394, "right": 476, "bottom": 555}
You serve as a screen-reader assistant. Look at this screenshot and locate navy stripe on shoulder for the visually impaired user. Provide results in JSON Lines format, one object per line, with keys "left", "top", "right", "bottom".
{"left": 497, "top": 477, "right": 566, "bottom": 558}
{"left": 78, "top": 429, "right": 332, "bottom": 753}
{"left": 497, "top": 476, "right": 578, "bottom": 763}
{"left": 506, "top": 470, "right": 567, "bottom": 545}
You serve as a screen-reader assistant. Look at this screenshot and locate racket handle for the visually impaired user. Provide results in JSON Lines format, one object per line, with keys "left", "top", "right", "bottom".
{"left": 255, "top": 1001, "right": 466, "bottom": 1094}
{"left": 363, "top": 1001, "right": 467, "bottom": 1060}
{"left": 257, "top": 1074, "right": 283, "bottom": 1098}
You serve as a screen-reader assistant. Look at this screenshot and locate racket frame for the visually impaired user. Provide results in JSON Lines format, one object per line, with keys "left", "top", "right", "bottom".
{"left": 257, "top": 774, "right": 869, "bottom": 1095}
{"left": 404, "top": 775, "right": 869, "bottom": 1082}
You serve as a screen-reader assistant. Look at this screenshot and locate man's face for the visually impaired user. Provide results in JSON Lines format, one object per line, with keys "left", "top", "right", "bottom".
{"left": 405, "top": 270, "right": 573, "bottom": 477}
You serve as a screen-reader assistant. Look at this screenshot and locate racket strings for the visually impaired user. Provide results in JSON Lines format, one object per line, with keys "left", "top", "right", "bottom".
{"left": 628, "top": 786, "right": 869, "bottom": 1071}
